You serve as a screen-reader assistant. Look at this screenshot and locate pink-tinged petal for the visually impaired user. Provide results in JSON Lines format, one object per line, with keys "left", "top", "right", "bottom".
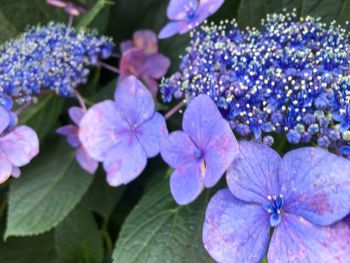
{"left": 0, "top": 126, "right": 39, "bottom": 167}
{"left": 0, "top": 106, "right": 10, "bottom": 134}
{"left": 183, "top": 94, "right": 222, "bottom": 149}
{"left": 76, "top": 147, "right": 98, "bottom": 174}
{"left": 114, "top": 76, "right": 155, "bottom": 126}
{"left": 133, "top": 30, "right": 158, "bottom": 54}
{"left": 268, "top": 213, "right": 350, "bottom": 263}
{"left": 167, "top": 0, "right": 198, "bottom": 20}
{"left": 119, "top": 48, "right": 145, "bottom": 76}
{"left": 203, "top": 189, "right": 270, "bottom": 263}
{"left": 0, "top": 149, "right": 11, "bottom": 184}
{"left": 170, "top": 160, "right": 204, "bottom": 205}
{"left": 227, "top": 141, "right": 281, "bottom": 204}
{"left": 136, "top": 112, "right": 168, "bottom": 158}
{"left": 11, "top": 166, "right": 21, "bottom": 178}
{"left": 56, "top": 125, "right": 77, "bottom": 137}
{"left": 160, "top": 131, "right": 197, "bottom": 168}
{"left": 120, "top": 40, "right": 134, "bottom": 54}
{"left": 198, "top": 0, "right": 225, "bottom": 16}
{"left": 204, "top": 119, "right": 238, "bottom": 188}
{"left": 104, "top": 136, "right": 147, "bottom": 187}
{"left": 279, "top": 147, "right": 350, "bottom": 226}
{"left": 47, "top": 0, "right": 67, "bottom": 8}
{"left": 79, "top": 100, "right": 129, "bottom": 161}
{"left": 69, "top": 106, "right": 85, "bottom": 125}
{"left": 159, "top": 22, "right": 181, "bottom": 39}
{"left": 143, "top": 54, "right": 171, "bottom": 79}
{"left": 142, "top": 75, "right": 158, "bottom": 97}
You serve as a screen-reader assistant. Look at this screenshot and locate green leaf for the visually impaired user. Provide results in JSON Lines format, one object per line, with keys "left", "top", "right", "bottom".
{"left": 83, "top": 171, "right": 125, "bottom": 219}
{"left": 0, "top": 229, "right": 58, "bottom": 263}
{"left": 19, "top": 95, "right": 64, "bottom": 140}
{"left": 5, "top": 141, "right": 94, "bottom": 238}
{"left": 77, "top": 0, "right": 110, "bottom": 28}
{"left": 301, "top": 0, "right": 348, "bottom": 22}
{"left": 112, "top": 179, "right": 214, "bottom": 263}
{"left": 55, "top": 206, "right": 103, "bottom": 263}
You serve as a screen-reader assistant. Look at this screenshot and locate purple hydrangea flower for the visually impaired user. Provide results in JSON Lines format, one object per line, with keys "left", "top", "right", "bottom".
{"left": 159, "top": 0, "right": 224, "bottom": 39}
{"left": 160, "top": 94, "right": 238, "bottom": 205}
{"left": 203, "top": 141, "right": 350, "bottom": 263}
{"left": 0, "top": 106, "right": 39, "bottom": 184}
{"left": 79, "top": 76, "right": 168, "bottom": 186}
{"left": 57, "top": 107, "right": 98, "bottom": 174}
{"left": 119, "top": 30, "right": 170, "bottom": 96}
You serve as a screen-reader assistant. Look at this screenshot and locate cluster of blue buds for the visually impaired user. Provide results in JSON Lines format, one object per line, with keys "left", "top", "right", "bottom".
{"left": 0, "top": 22, "right": 114, "bottom": 109}
{"left": 160, "top": 11, "right": 350, "bottom": 154}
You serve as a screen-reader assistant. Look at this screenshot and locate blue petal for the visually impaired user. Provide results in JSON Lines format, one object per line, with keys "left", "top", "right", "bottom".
{"left": 166, "top": 0, "right": 198, "bottom": 20}
{"left": 270, "top": 213, "right": 281, "bottom": 227}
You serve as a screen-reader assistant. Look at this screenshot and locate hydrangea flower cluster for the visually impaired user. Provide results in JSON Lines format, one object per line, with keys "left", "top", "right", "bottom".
{"left": 0, "top": 22, "right": 113, "bottom": 108}
{"left": 160, "top": 11, "right": 350, "bottom": 152}
{"left": 203, "top": 142, "right": 350, "bottom": 262}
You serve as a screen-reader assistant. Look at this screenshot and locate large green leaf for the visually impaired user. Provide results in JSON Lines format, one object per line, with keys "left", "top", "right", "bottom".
{"left": 78, "top": 0, "right": 110, "bottom": 29}
{"left": 301, "top": 0, "right": 349, "bottom": 22}
{"left": 5, "top": 141, "right": 94, "bottom": 238}
{"left": 112, "top": 179, "right": 214, "bottom": 263}
{"left": 55, "top": 206, "right": 103, "bottom": 263}
{"left": 19, "top": 95, "right": 64, "bottom": 140}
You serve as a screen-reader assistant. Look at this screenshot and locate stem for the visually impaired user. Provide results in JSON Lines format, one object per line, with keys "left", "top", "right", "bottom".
{"left": 100, "top": 220, "right": 113, "bottom": 254}
{"left": 67, "top": 15, "right": 74, "bottom": 28}
{"left": 100, "top": 62, "right": 120, "bottom": 74}
{"left": 15, "top": 102, "right": 31, "bottom": 116}
{"left": 75, "top": 91, "right": 87, "bottom": 110}
{"left": 165, "top": 101, "right": 186, "bottom": 120}
{"left": 0, "top": 193, "right": 8, "bottom": 220}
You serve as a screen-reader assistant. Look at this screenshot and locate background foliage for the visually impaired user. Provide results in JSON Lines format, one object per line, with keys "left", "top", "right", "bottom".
{"left": 0, "top": 0, "right": 349, "bottom": 262}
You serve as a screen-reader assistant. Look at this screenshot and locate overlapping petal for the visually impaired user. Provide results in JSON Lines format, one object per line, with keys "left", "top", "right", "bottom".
{"left": 79, "top": 100, "right": 129, "bottom": 161}
{"left": 226, "top": 142, "right": 281, "bottom": 204}
{"left": 0, "top": 106, "right": 10, "bottom": 134}
{"left": 279, "top": 147, "right": 350, "bottom": 226}
{"left": 114, "top": 76, "right": 155, "bottom": 126}
{"left": 133, "top": 30, "right": 158, "bottom": 54}
{"left": 0, "top": 126, "right": 39, "bottom": 167}
{"left": 167, "top": 0, "right": 198, "bottom": 20}
{"left": 104, "top": 136, "right": 147, "bottom": 187}
{"left": 203, "top": 189, "right": 270, "bottom": 263}
{"left": 268, "top": 213, "right": 350, "bottom": 263}
{"left": 76, "top": 147, "right": 98, "bottom": 174}
{"left": 144, "top": 54, "right": 171, "bottom": 79}
{"left": 170, "top": 160, "right": 204, "bottom": 205}
{"left": 0, "top": 149, "right": 12, "bottom": 184}
{"left": 136, "top": 112, "right": 168, "bottom": 158}
{"left": 68, "top": 106, "right": 85, "bottom": 125}
{"left": 158, "top": 22, "right": 181, "bottom": 39}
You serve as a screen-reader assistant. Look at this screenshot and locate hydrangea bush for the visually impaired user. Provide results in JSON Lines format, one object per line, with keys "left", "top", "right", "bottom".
{"left": 0, "top": 0, "right": 350, "bottom": 262}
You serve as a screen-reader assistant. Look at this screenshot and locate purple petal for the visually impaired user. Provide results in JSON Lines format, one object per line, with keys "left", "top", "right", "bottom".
{"left": 143, "top": 54, "right": 170, "bottom": 79}
{"left": 120, "top": 40, "right": 134, "bottom": 54}
{"left": 159, "top": 22, "right": 181, "bottom": 39}
{"left": 160, "top": 131, "right": 197, "bottom": 168}
{"left": 167, "top": 0, "right": 198, "bottom": 20}
{"left": 0, "top": 126, "right": 39, "bottom": 167}
{"left": 170, "top": 160, "right": 204, "bottom": 205}
{"left": 279, "top": 147, "right": 350, "bottom": 226}
{"left": 268, "top": 213, "right": 350, "bottom": 263}
{"left": 119, "top": 48, "right": 145, "bottom": 76}
{"left": 226, "top": 141, "right": 281, "bottom": 204}
{"left": 56, "top": 125, "right": 77, "bottom": 137}
{"left": 69, "top": 106, "right": 85, "bottom": 125}
{"left": 114, "top": 76, "right": 155, "bottom": 127}
{"left": 76, "top": 147, "right": 98, "bottom": 174}
{"left": 0, "top": 106, "right": 10, "bottom": 134}
{"left": 203, "top": 189, "right": 270, "bottom": 263}
{"left": 136, "top": 112, "right": 168, "bottom": 158}
{"left": 0, "top": 149, "right": 12, "bottom": 184}
{"left": 103, "top": 136, "right": 147, "bottom": 187}
{"left": 11, "top": 166, "right": 21, "bottom": 178}
{"left": 47, "top": 0, "right": 67, "bottom": 8}
{"left": 142, "top": 75, "right": 158, "bottom": 97}
{"left": 183, "top": 94, "right": 223, "bottom": 150}
{"left": 133, "top": 30, "right": 158, "bottom": 54}
{"left": 198, "top": 0, "right": 225, "bottom": 16}
{"left": 204, "top": 119, "right": 238, "bottom": 188}
{"left": 79, "top": 100, "right": 129, "bottom": 161}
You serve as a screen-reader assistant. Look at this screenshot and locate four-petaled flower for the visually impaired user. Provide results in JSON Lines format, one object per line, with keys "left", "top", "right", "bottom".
{"left": 57, "top": 107, "right": 98, "bottom": 174}
{"left": 0, "top": 107, "right": 39, "bottom": 184}
{"left": 119, "top": 30, "right": 170, "bottom": 96}
{"left": 79, "top": 76, "right": 168, "bottom": 186}
{"left": 160, "top": 94, "right": 238, "bottom": 205}
{"left": 203, "top": 141, "right": 350, "bottom": 263}
{"left": 159, "top": 0, "right": 224, "bottom": 39}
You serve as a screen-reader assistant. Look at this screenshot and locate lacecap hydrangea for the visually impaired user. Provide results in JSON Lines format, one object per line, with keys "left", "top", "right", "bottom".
{"left": 0, "top": 22, "right": 113, "bottom": 109}
{"left": 160, "top": 11, "right": 350, "bottom": 154}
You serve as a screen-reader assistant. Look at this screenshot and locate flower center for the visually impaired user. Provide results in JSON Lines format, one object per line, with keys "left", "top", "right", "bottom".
{"left": 194, "top": 148, "right": 203, "bottom": 159}
{"left": 263, "top": 194, "right": 284, "bottom": 227}
{"left": 185, "top": 2, "right": 198, "bottom": 20}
